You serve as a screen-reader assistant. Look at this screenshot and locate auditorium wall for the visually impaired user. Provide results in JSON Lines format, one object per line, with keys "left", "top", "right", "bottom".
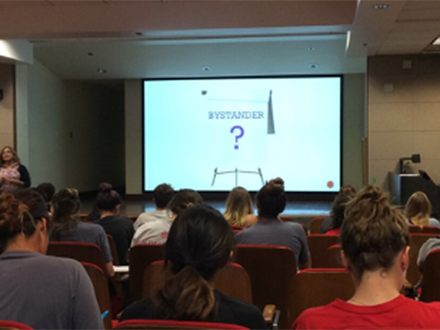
{"left": 17, "top": 60, "right": 125, "bottom": 191}
{"left": 125, "top": 73, "right": 366, "bottom": 195}
{"left": 368, "top": 55, "right": 440, "bottom": 191}
{"left": 0, "top": 64, "right": 15, "bottom": 149}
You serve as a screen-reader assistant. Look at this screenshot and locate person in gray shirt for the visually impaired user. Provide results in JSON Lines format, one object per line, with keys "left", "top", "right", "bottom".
{"left": 0, "top": 189, "right": 103, "bottom": 330}
{"left": 236, "top": 178, "right": 311, "bottom": 269}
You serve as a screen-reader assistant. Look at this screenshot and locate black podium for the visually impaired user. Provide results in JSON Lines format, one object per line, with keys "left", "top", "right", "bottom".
{"left": 389, "top": 172, "right": 440, "bottom": 218}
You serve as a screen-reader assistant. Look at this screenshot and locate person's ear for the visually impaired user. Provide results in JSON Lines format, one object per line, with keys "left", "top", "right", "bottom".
{"left": 401, "top": 246, "right": 410, "bottom": 271}
{"left": 341, "top": 250, "right": 351, "bottom": 271}
{"left": 114, "top": 204, "right": 121, "bottom": 214}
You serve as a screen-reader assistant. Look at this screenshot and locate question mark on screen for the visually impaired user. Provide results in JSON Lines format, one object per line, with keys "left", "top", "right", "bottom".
{"left": 230, "top": 125, "right": 245, "bottom": 150}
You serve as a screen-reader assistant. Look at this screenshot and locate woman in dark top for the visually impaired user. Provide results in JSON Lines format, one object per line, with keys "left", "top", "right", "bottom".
{"left": 120, "top": 204, "right": 266, "bottom": 330}
{"left": 92, "top": 183, "right": 134, "bottom": 265}
{"left": 0, "top": 146, "right": 31, "bottom": 191}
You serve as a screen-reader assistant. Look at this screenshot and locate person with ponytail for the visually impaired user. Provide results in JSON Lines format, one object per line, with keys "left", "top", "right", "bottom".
{"left": 0, "top": 190, "right": 103, "bottom": 329}
{"left": 50, "top": 188, "right": 114, "bottom": 277}
{"left": 293, "top": 186, "right": 440, "bottom": 329}
{"left": 120, "top": 204, "right": 266, "bottom": 329}
{"left": 93, "top": 183, "right": 134, "bottom": 265}
{"left": 236, "top": 177, "right": 311, "bottom": 269}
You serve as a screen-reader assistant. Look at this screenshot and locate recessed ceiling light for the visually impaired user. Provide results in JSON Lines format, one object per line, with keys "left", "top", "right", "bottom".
{"left": 201, "top": 66, "right": 211, "bottom": 72}
{"left": 307, "top": 47, "right": 315, "bottom": 51}
{"left": 135, "top": 32, "right": 143, "bottom": 36}
{"left": 309, "top": 63, "right": 319, "bottom": 69}
{"left": 97, "top": 68, "right": 107, "bottom": 74}
{"left": 373, "top": 4, "right": 389, "bottom": 9}
{"left": 88, "top": 52, "right": 93, "bottom": 56}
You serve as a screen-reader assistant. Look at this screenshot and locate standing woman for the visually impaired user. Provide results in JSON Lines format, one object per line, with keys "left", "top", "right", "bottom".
{"left": 0, "top": 146, "right": 31, "bottom": 191}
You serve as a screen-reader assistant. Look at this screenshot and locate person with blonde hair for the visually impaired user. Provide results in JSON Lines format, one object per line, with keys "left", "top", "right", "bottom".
{"left": 404, "top": 191, "right": 440, "bottom": 228}
{"left": 223, "top": 186, "right": 257, "bottom": 228}
{"left": 293, "top": 186, "right": 440, "bottom": 329}
{"left": 0, "top": 146, "right": 31, "bottom": 191}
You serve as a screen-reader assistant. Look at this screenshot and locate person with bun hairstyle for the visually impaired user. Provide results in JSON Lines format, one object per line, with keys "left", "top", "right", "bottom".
{"left": 120, "top": 204, "right": 267, "bottom": 329}
{"left": 0, "top": 189, "right": 103, "bottom": 329}
{"left": 131, "top": 189, "right": 202, "bottom": 246}
{"left": 236, "top": 178, "right": 311, "bottom": 269}
{"left": 92, "top": 183, "right": 134, "bottom": 265}
{"left": 223, "top": 186, "right": 258, "bottom": 228}
{"left": 293, "top": 186, "right": 440, "bottom": 329}
{"left": 0, "top": 146, "right": 31, "bottom": 191}
{"left": 133, "top": 183, "right": 174, "bottom": 230}
{"left": 50, "top": 188, "right": 114, "bottom": 277}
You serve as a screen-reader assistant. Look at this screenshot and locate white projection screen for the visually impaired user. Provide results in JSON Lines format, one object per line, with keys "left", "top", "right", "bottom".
{"left": 143, "top": 76, "right": 342, "bottom": 193}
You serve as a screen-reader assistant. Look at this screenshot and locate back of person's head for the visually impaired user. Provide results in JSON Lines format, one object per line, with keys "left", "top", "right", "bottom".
{"left": 153, "top": 184, "right": 174, "bottom": 208}
{"left": 96, "top": 182, "right": 121, "bottom": 212}
{"left": 0, "top": 189, "right": 50, "bottom": 252}
{"left": 51, "top": 188, "right": 81, "bottom": 238}
{"left": 153, "top": 204, "right": 235, "bottom": 321}
{"left": 167, "top": 189, "right": 203, "bottom": 217}
{"left": 223, "top": 186, "right": 254, "bottom": 227}
{"left": 36, "top": 182, "right": 56, "bottom": 203}
{"left": 330, "top": 189, "right": 357, "bottom": 229}
{"left": 404, "top": 191, "right": 431, "bottom": 227}
{"left": 341, "top": 186, "right": 409, "bottom": 281}
{"left": 256, "top": 177, "right": 286, "bottom": 218}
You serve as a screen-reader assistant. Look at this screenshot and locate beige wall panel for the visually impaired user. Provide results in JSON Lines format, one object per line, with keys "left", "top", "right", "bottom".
{"left": 413, "top": 103, "right": 440, "bottom": 131}
{"left": 412, "top": 74, "right": 440, "bottom": 103}
{"left": 413, "top": 131, "right": 440, "bottom": 159}
{"left": 369, "top": 131, "right": 414, "bottom": 160}
{"left": 368, "top": 74, "right": 415, "bottom": 104}
{"left": 368, "top": 55, "right": 440, "bottom": 76}
{"left": 0, "top": 133, "right": 13, "bottom": 148}
{"left": 0, "top": 106, "right": 13, "bottom": 133}
{"left": 369, "top": 159, "right": 400, "bottom": 190}
{"left": 369, "top": 103, "right": 414, "bottom": 132}
{"left": 405, "top": 160, "right": 440, "bottom": 184}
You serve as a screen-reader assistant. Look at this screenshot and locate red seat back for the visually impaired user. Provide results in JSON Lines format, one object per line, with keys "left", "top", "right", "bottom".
{"left": 114, "top": 319, "right": 249, "bottom": 329}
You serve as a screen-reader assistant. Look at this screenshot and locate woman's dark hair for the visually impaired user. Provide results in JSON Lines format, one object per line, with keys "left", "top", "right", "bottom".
{"left": 167, "top": 189, "right": 203, "bottom": 216}
{"left": 96, "top": 182, "right": 121, "bottom": 212}
{"left": 256, "top": 177, "right": 286, "bottom": 218}
{"left": 36, "top": 182, "right": 56, "bottom": 203}
{"left": 152, "top": 204, "right": 235, "bottom": 321}
{"left": 330, "top": 189, "right": 356, "bottom": 229}
{"left": 0, "top": 189, "right": 49, "bottom": 252}
{"left": 50, "top": 188, "right": 81, "bottom": 239}
{"left": 341, "top": 186, "right": 409, "bottom": 281}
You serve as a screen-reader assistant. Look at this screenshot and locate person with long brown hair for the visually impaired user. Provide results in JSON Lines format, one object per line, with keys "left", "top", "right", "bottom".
{"left": 120, "top": 204, "right": 266, "bottom": 329}
{"left": 293, "top": 186, "right": 440, "bottom": 329}
{"left": 404, "top": 191, "right": 440, "bottom": 228}
{"left": 0, "top": 189, "right": 103, "bottom": 329}
{"left": 0, "top": 146, "right": 31, "bottom": 191}
{"left": 223, "top": 186, "right": 257, "bottom": 228}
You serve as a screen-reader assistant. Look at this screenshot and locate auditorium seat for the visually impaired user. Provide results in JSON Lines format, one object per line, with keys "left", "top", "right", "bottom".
{"left": 307, "top": 234, "right": 340, "bottom": 268}
{"left": 0, "top": 320, "right": 33, "bottom": 330}
{"left": 46, "top": 241, "right": 108, "bottom": 275}
{"left": 129, "top": 244, "right": 164, "bottom": 302}
{"left": 288, "top": 268, "right": 355, "bottom": 325}
{"left": 235, "top": 244, "right": 296, "bottom": 329}
{"left": 407, "top": 233, "right": 438, "bottom": 286}
{"left": 107, "top": 234, "right": 120, "bottom": 266}
{"left": 309, "top": 216, "right": 327, "bottom": 234}
{"left": 420, "top": 248, "right": 440, "bottom": 302}
{"left": 114, "top": 319, "right": 249, "bottom": 329}
{"left": 408, "top": 225, "right": 440, "bottom": 234}
{"left": 325, "top": 244, "right": 343, "bottom": 268}
{"left": 81, "top": 262, "right": 113, "bottom": 329}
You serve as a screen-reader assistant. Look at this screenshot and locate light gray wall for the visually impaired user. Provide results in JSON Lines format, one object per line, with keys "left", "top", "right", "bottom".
{"left": 125, "top": 74, "right": 366, "bottom": 194}
{"left": 23, "top": 60, "right": 124, "bottom": 191}
{"left": 368, "top": 55, "right": 440, "bottom": 190}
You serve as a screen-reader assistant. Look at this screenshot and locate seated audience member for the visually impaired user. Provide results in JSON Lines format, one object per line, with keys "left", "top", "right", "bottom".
{"left": 120, "top": 204, "right": 267, "bottom": 330}
{"left": 0, "top": 189, "right": 103, "bottom": 329}
{"left": 235, "top": 178, "right": 311, "bottom": 269}
{"left": 92, "top": 183, "right": 134, "bottom": 265}
{"left": 36, "top": 182, "right": 56, "bottom": 211}
{"left": 50, "top": 188, "right": 114, "bottom": 277}
{"left": 133, "top": 183, "right": 174, "bottom": 230}
{"left": 0, "top": 146, "right": 31, "bottom": 191}
{"left": 320, "top": 185, "right": 356, "bottom": 233}
{"left": 405, "top": 191, "right": 440, "bottom": 228}
{"left": 223, "top": 186, "right": 258, "bottom": 228}
{"left": 325, "top": 188, "right": 357, "bottom": 235}
{"left": 293, "top": 186, "right": 440, "bottom": 329}
{"left": 131, "top": 189, "right": 202, "bottom": 245}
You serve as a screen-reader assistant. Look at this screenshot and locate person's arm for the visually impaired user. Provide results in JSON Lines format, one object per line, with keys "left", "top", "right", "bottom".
{"left": 106, "top": 261, "right": 115, "bottom": 278}
{"left": 18, "top": 164, "right": 31, "bottom": 187}
{"left": 296, "top": 224, "right": 311, "bottom": 270}
{"left": 299, "top": 259, "right": 312, "bottom": 270}
{"left": 96, "top": 226, "right": 114, "bottom": 277}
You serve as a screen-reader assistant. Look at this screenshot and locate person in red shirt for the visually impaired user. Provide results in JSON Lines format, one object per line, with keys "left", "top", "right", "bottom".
{"left": 293, "top": 186, "right": 440, "bottom": 329}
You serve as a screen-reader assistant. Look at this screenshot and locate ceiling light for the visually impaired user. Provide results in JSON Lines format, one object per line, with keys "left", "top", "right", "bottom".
{"left": 373, "top": 4, "right": 389, "bottom": 9}
{"left": 433, "top": 37, "right": 440, "bottom": 45}
{"left": 307, "top": 47, "right": 315, "bottom": 51}
{"left": 97, "top": 68, "right": 107, "bottom": 74}
{"left": 309, "top": 63, "right": 319, "bottom": 69}
{"left": 135, "top": 32, "right": 143, "bottom": 36}
{"left": 201, "top": 66, "right": 211, "bottom": 72}
{"left": 88, "top": 52, "right": 93, "bottom": 56}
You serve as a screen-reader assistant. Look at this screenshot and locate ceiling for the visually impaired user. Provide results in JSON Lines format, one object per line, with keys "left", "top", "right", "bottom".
{"left": 1, "top": 0, "right": 440, "bottom": 81}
